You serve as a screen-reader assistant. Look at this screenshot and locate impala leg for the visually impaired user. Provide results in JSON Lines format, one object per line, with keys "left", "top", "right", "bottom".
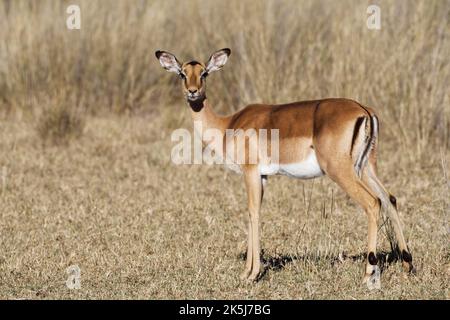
{"left": 388, "top": 204, "right": 415, "bottom": 273}
{"left": 240, "top": 176, "right": 266, "bottom": 279}
{"left": 242, "top": 166, "right": 263, "bottom": 281}
{"left": 327, "top": 168, "right": 381, "bottom": 287}
{"left": 240, "top": 215, "right": 253, "bottom": 280}
{"left": 364, "top": 164, "right": 415, "bottom": 273}
{"left": 364, "top": 203, "right": 380, "bottom": 288}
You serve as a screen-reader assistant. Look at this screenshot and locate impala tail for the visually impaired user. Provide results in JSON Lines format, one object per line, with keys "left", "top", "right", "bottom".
{"left": 352, "top": 113, "right": 396, "bottom": 211}
{"left": 352, "top": 114, "right": 378, "bottom": 179}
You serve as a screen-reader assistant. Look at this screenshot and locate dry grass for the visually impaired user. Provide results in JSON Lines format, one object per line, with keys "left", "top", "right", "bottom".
{"left": 0, "top": 0, "right": 449, "bottom": 299}
{"left": 36, "top": 102, "right": 85, "bottom": 145}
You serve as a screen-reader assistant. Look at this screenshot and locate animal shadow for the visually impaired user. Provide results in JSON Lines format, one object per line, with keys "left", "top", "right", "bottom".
{"left": 238, "top": 249, "right": 401, "bottom": 281}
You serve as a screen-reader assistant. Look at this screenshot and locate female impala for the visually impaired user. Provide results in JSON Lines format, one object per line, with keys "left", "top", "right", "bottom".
{"left": 155, "top": 48, "right": 415, "bottom": 285}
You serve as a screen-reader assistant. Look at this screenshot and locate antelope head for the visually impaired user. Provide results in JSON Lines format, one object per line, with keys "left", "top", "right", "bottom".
{"left": 155, "top": 48, "right": 231, "bottom": 104}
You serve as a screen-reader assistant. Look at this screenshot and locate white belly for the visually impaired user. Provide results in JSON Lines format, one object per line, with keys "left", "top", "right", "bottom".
{"left": 259, "top": 151, "right": 324, "bottom": 179}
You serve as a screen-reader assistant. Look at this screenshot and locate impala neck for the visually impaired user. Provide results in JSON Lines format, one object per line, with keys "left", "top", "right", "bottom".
{"left": 188, "top": 96, "right": 229, "bottom": 136}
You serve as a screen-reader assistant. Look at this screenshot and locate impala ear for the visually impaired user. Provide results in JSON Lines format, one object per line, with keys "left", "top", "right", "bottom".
{"left": 155, "top": 50, "right": 182, "bottom": 74}
{"left": 205, "top": 48, "right": 231, "bottom": 73}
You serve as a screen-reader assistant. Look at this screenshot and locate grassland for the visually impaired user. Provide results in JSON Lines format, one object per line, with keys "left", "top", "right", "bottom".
{"left": 0, "top": 0, "right": 449, "bottom": 299}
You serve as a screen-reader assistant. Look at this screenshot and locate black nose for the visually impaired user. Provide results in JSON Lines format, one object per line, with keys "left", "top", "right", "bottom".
{"left": 188, "top": 89, "right": 197, "bottom": 94}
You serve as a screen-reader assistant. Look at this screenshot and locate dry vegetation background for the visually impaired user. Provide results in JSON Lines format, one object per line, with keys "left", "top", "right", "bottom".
{"left": 0, "top": 0, "right": 449, "bottom": 299}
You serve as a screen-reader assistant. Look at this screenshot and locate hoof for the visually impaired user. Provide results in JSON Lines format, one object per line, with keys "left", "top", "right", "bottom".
{"left": 403, "top": 261, "right": 416, "bottom": 274}
{"left": 240, "top": 269, "right": 251, "bottom": 280}
{"left": 242, "top": 267, "right": 262, "bottom": 282}
{"left": 410, "top": 266, "right": 417, "bottom": 274}
{"left": 247, "top": 271, "right": 260, "bottom": 282}
{"left": 363, "top": 265, "right": 381, "bottom": 290}
{"left": 401, "top": 250, "right": 415, "bottom": 274}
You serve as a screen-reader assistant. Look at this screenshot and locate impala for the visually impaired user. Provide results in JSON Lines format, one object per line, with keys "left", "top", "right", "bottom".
{"left": 155, "top": 48, "right": 415, "bottom": 285}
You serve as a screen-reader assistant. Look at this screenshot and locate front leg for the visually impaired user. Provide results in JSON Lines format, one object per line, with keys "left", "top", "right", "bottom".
{"left": 240, "top": 215, "right": 253, "bottom": 280}
{"left": 242, "top": 166, "right": 263, "bottom": 281}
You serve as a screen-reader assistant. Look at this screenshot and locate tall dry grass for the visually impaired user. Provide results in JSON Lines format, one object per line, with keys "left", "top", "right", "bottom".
{"left": 0, "top": 0, "right": 448, "bottom": 156}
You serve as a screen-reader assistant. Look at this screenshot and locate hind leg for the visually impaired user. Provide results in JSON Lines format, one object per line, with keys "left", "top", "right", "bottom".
{"left": 364, "top": 162, "right": 415, "bottom": 273}
{"left": 326, "top": 163, "right": 382, "bottom": 286}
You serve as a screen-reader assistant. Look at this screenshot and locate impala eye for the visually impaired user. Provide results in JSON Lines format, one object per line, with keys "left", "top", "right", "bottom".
{"left": 200, "top": 71, "right": 208, "bottom": 79}
{"left": 179, "top": 73, "right": 186, "bottom": 80}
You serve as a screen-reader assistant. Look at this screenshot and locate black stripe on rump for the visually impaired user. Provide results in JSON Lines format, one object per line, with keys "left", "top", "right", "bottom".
{"left": 350, "top": 116, "right": 366, "bottom": 155}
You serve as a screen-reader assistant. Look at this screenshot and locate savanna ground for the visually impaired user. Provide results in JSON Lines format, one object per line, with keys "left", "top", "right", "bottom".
{"left": 0, "top": 0, "right": 449, "bottom": 299}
